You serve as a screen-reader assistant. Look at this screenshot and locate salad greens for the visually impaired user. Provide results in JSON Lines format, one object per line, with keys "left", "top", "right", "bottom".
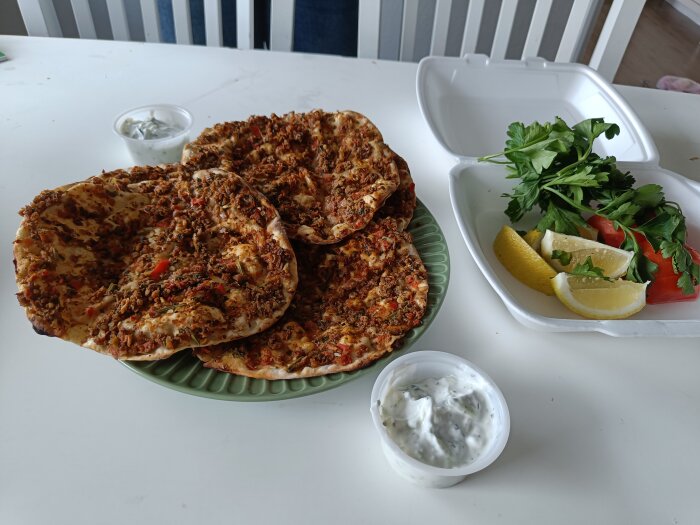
{"left": 570, "top": 256, "right": 611, "bottom": 281}
{"left": 479, "top": 117, "right": 699, "bottom": 294}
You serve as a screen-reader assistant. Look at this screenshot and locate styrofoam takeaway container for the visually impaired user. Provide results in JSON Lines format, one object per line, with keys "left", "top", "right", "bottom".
{"left": 417, "top": 55, "right": 700, "bottom": 337}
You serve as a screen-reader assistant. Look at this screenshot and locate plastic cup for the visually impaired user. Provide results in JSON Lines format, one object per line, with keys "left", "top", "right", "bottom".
{"left": 370, "top": 351, "right": 510, "bottom": 488}
{"left": 113, "top": 104, "right": 193, "bottom": 165}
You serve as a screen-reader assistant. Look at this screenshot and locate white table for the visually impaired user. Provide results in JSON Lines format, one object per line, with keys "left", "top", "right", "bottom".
{"left": 1, "top": 36, "right": 699, "bottom": 525}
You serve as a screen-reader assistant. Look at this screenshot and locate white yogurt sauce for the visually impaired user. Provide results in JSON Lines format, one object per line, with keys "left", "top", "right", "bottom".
{"left": 379, "top": 375, "right": 493, "bottom": 468}
{"left": 120, "top": 113, "right": 181, "bottom": 140}
{"left": 118, "top": 111, "right": 188, "bottom": 164}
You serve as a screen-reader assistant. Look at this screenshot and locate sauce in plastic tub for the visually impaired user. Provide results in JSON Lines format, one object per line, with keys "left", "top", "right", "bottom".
{"left": 370, "top": 351, "right": 509, "bottom": 488}
{"left": 114, "top": 104, "right": 192, "bottom": 165}
{"left": 379, "top": 375, "right": 494, "bottom": 468}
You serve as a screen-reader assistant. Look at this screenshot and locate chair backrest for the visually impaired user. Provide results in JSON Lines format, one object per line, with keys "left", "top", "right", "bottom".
{"left": 17, "top": 0, "right": 644, "bottom": 81}
{"left": 16, "top": 0, "right": 255, "bottom": 48}
{"left": 356, "top": 0, "right": 645, "bottom": 82}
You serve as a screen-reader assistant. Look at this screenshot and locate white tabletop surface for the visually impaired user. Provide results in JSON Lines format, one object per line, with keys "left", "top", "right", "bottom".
{"left": 1, "top": 36, "right": 699, "bottom": 525}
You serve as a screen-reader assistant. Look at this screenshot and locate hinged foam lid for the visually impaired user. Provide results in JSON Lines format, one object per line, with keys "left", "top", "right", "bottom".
{"left": 416, "top": 55, "right": 659, "bottom": 164}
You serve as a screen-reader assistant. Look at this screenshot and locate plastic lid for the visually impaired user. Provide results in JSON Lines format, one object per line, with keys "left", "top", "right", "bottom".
{"left": 416, "top": 55, "right": 659, "bottom": 165}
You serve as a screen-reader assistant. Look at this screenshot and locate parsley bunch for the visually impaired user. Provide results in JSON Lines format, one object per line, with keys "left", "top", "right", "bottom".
{"left": 479, "top": 117, "right": 699, "bottom": 294}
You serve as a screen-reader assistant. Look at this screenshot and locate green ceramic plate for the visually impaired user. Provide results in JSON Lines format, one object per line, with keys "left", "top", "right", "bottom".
{"left": 122, "top": 199, "right": 450, "bottom": 401}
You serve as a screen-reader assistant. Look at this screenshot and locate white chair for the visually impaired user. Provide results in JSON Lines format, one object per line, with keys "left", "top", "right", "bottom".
{"left": 17, "top": 0, "right": 256, "bottom": 48}
{"left": 17, "top": 0, "right": 644, "bottom": 81}
{"left": 355, "top": 0, "right": 646, "bottom": 81}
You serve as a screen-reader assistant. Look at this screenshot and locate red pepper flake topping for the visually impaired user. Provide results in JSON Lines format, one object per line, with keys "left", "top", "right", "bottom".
{"left": 85, "top": 306, "right": 96, "bottom": 317}
{"left": 150, "top": 259, "right": 170, "bottom": 280}
{"left": 68, "top": 278, "right": 82, "bottom": 290}
{"left": 213, "top": 283, "right": 226, "bottom": 295}
{"left": 387, "top": 299, "right": 399, "bottom": 311}
{"left": 191, "top": 197, "right": 206, "bottom": 207}
{"left": 406, "top": 275, "right": 421, "bottom": 290}
{"left": 251, "top": 125, "right": 262, "bottom": 138}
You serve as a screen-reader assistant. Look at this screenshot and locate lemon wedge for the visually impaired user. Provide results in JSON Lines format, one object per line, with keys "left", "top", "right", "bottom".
{"left": 493, "top": 225, "right": 557, "bottom": 295}
{"left": 523, "top": 229, "right": 544, "bottom": 251}
{"left": 524, "top": 226, "right": 595, "bottom": 250}
{"left": 540, "top": 230, "right": 633, "bottom": 278}
{"left": 577, "top": 223, "right": 599, "bottom": 241}
{"left": 551, "top": 273, "right": 648, "bottom": 319}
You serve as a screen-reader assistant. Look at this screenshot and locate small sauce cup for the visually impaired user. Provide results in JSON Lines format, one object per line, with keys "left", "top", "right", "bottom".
{"left": 113, "top": 104, "right": 193, "bottom": 165}
{"left": 370, "top": 351, "right": 510, "bottom": 488}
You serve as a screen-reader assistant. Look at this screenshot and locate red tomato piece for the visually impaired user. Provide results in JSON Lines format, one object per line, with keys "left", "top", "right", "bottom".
{"left": 647, "top": 274, "right": 700, "bottom": 304}
{"left": 149, "top": 259, "right": 170, "bottom": 280}
{"left": 587, "top": 215, "right": 625, "bottom": 247}
{"left": 586, "top": 216, "right": 700, "bottom": 304}
{"left": 639, "top": 237, "right": 675, "bottom": 279}
{"left": 646, "top": 243, "right": 700, "bottom": 304}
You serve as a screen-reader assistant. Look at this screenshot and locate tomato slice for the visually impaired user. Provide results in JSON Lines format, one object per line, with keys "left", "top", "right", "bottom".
{"left": 586, "top": 215, "right": 625, "bottom": 247}
{"left": 639, "top": 238, "right": 675, "bottom": 279}
{"left": 646, "top": 245, "right": 700, "bottom": 304}
{"left": 586, "top": 216, "right": 700, "bottom": 304}
{"left": 646, "top": 274, "right": 699, "bottom": 303}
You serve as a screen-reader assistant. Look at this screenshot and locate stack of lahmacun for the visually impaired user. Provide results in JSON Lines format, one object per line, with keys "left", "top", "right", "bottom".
{"left": 14, "top": 110, "right": 429, "bottom": 379}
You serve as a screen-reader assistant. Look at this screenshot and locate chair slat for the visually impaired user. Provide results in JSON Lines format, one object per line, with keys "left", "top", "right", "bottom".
{"left": 203, "top": 0, "right": 222, "bottom": 46}
{"left": 172, "top": 0, "right": 193, "bottom": 45}
{"left": 555, "top": 0, "right": 595, "bottom": 62}
{"left": 106, "top": 0, "right": 130, "bottom": 41}
{"left": 140, "top": 0, "right": 162, "bottom": 43}
{"left": 430, "top": 0, "right": 452, "bottom": 56}
{"left": 491, "top": 0, "right": 517, "bottom": 60}
{"left": 270, "top": 0, "right": 295, "bottom": 52}
{"left": 460, "top": 0, "right": 484, "bottom": 56}
{"left": 70, "top": 0, "right": 97, "bottom": 39}
{"left": 16, "top": 0, "right": 641, "bottom": 84}
{"left": 236, "top": 0, "right": 254, "bottom": 49}
{"left": 522, "top": 0, "right": 553, "bottom": 58}
{"left": 589, "top": 0, "right": 645, "bottom": 81}
{"left": 357, "top": 0, "right": 381, "bottom": 59}
{"left": 399, "top": 0, "right": 419, "bottom": 61}
{"left": 17, "top": 0, "right": 62, "bottom": 37}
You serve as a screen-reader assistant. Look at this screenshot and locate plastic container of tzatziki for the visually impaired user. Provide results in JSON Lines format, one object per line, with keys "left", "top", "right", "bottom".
{"left": 114, "top": 104, "right": 193, "bottom": 165}
{"left": 370, "top": 351, "right": 510, "bottom": 488}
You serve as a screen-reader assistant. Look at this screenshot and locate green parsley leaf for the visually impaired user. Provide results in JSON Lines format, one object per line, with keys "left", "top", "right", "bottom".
{"left": 551, "top": 250, "right": 572, "bottom": 266}
{"left": 570, "top": 256, "right": 611, "bottom": 280}
{"left": 677, "top": 272, "right": 696, "bottom": 296}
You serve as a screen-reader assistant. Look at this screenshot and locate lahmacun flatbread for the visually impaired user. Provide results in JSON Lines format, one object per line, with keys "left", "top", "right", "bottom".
{"left": 374, "top": 153, "right": 416, "bottom": 231}
{"left": 194, "top": 217, "right": 429, "bottom": 379}
{"left": 14, "top": 165, "right": 297, "bottom": 360}
{"left": 182, "top": 110, "right": 400, "bottom": 244}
